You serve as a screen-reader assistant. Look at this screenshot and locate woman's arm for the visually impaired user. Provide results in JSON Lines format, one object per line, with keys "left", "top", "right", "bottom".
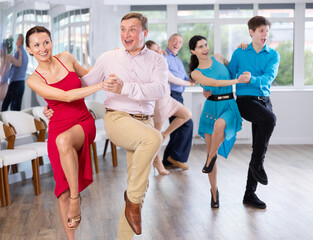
{"left": 8, "top": 48, "right": 22, "bottom": 67}
{"left": 168, "top": 71, "right": 192, "bottom": 86}
{"left": 191, "top": 70, "right": 239, "bottom": 87}
{"left": 27, "top": 74, "right": 104, "bottom": 102}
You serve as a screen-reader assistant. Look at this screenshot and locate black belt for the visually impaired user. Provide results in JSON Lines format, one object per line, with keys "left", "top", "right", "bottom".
{"left": 207, "top": 93, "right": 234, "bottom": 101}
{"left": 236, "top": 96, "right": 269, "bottom": 101}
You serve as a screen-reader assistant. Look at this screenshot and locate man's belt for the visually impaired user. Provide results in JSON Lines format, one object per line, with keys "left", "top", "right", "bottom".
{"left": 106, "top": 108, "right": 153, "bottom": 120}
{"left": 207, "top": 93, "right": 234, "bottom": 101}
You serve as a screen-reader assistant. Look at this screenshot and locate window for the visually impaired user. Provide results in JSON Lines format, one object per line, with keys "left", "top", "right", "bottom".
{"left": 178, "top": 23, "right": 214, "bottom": 71}
{"left": 131, "top": 5, "right": 168, "bottom": 49}
{"left": 53, "top": 8, "right": 90, "bottom": 68}
{"left": 258, "top": 4, "right": 295, "bottom": 86}
{"left": 305, "top": 3, "right": 313, "bottom": 85}
{"left": 219, "top": 4, "right": 253, "bottom": 18}
{"left": 221, "top": 24, "right": 250, "bottom": 60}
{"left": 15, "top": 9, "right": 50, "bottom": 73}
{"left": 258, "top": 3, "right": 295, "bottom": 18}
{"left": 178, "top": 5, "right": 214, "bottom": 19}
{"left": 269, "top": 21, "right": 294, "bottom": 86}
{"left": 6, "top": 13, "right": 13, "bottom": 39}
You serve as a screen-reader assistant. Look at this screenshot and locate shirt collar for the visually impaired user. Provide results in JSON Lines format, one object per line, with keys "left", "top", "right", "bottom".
{"left": 123, "top": 45, "right": 148, "bottom": 57}
{"left": 166, "top": 48, "right": 176, "bottom": 57}
{"left": 247, "top": 43, "right": 270, "bottom": 53}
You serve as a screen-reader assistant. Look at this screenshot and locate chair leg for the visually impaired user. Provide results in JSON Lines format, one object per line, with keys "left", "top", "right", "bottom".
{"left": 39, "top": 157, "right": 44, "bottom": 166}
{"left": 3, "top": 166, "right": 10, "bottom": 206}
{"left": 89, "top": 145, "right": 94, "bottom": 175}
{"left": 36, "top": 158, "right": 41, "bottom": 194}
{"left": 111, "top": 141, "right": 118, "bottom": 167}
{"left": 92, "top": 142, "right": 99, "bottom": 174}
{"left": 0, "top": 168, "right": 6, "bottom": 207}
{"left": 103, "top": 139, "right": 109, "bottom": 158}
{"left": 11, "top": 164, "right": 18, "bottom": 174}
{"left": 31, "top": 159, "right": 39, "bottom": 195}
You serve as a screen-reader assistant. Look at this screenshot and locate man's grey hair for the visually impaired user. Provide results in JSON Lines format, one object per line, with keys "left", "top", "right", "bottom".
{"left": 168, "top": 33, "right": 183, "bottom": 41}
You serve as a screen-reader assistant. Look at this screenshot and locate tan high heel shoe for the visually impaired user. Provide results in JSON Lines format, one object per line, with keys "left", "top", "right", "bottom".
{"left": 153, "top": 160, "right": 170, "bottom": 175}
{"left": 67, "top": 194, "right": 82, "bottom": 230}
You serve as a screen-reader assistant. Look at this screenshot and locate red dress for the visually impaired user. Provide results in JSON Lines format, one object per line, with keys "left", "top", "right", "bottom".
{"left": 35, "top": 56, "right": 96, "bottom": 197}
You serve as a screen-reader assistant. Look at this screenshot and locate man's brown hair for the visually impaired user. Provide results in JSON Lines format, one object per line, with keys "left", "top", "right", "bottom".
{"left": 121, "top": 12, "right": 148, "bottom": 30}
{"left": 248, "top": 16, "right": 271, "bottom": 32}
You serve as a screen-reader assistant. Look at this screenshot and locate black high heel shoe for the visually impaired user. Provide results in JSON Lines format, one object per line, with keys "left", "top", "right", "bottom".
{"left": 210, "top": 188, "right": 219, "bottom": 208}
{"left": 202, "top": 154, "right": 217, "bottom": 173}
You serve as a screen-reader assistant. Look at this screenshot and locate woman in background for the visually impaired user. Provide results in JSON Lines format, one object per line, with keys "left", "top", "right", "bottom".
{"left": 146, "top": 40, "right": 193, "bottom": 175}
{"left": 0, "top": 41, "right": 22, "bottom": 109}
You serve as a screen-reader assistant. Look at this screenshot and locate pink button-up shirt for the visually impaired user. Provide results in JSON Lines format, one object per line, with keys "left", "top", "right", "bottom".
{"left": 81, "top": 46, "right": 168, "bottom": 115}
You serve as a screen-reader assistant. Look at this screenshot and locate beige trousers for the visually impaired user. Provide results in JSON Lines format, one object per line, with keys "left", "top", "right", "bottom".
{"left": 103, "top": 111, "right": 162, "bottom": 240}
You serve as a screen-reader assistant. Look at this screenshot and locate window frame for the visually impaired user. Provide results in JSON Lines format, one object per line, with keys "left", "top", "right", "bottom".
{"left": 130, "top": 3, "right": 309, "bottom": 89}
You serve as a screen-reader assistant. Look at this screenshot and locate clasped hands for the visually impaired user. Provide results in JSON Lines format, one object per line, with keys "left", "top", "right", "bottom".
{"left": 99, "top": 74, "right": 123, "bottom": 94}
{"left": 237, "top": 72, "right": 251, "bottom": 84}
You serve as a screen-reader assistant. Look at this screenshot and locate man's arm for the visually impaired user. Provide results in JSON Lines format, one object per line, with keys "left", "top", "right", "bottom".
{"left": 9, "top": 48, "right": 22, "bottom": 67}
{"left": 119, "top": 56, "right": 168, "bottom": 101}
{"left": 249, "top": 51, "right": 280, "bottom": 87}
{"left": 81, "top": 54, "right": 106, "bottom": 87}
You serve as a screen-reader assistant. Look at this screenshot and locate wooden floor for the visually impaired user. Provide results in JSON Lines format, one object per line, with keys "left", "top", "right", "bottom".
{"left": 1, "top": 144, "right": 313, "bottom": 240}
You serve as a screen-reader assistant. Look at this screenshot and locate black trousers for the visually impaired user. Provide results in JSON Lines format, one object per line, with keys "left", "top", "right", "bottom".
{"left": 236, "top": 96, "right": 276, "bottom": 194}
{"left": 1, "top": 81, "right": 25, "bottom": 111}
{"left": 162, "top": 91, "right": 193, "bottom": 164}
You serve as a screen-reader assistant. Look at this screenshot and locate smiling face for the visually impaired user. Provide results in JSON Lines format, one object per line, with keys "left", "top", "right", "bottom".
{"left": 149, "top": 43, "right": 162, "bottom": 55}
{"left": 250, "top": 24, "right": 270, "bottom": 49}
{"left": 26, "top": 32, "right": 52, "bottom": 61}
{"left": 167, "top": 35, "right": 183, "bottom": 56}
{"left": 120, "top": 18, "right": 148, "bottom": 56}
{"left": 190, "top": 39, "right": 209, "bottom": 61}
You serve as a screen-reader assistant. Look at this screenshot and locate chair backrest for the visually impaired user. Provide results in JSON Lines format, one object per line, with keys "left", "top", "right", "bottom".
{"left": 85, "top": 100, "right": 106, "bottom": 120}
{"left": 32, "top": 106, "right": 49, "bottom": 127}
{"left": 1, "top": 111, "right": 37, "bottom": 136}
{"left": 0, "top": 120, "right": 15, "bottom": 149}
{"left": 22, "top": 107, "right": 34, "bottom": 115}
{"left": 0, "top": 121, "right": 6, "bottom": 140}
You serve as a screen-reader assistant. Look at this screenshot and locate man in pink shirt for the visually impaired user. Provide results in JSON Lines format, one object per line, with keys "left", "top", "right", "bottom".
{"left": 81, "top": 13, "right": 168, "bottom": 239}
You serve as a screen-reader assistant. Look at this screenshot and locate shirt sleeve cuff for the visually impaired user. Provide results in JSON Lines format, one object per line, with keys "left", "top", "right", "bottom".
{"left": 121, "top": 82, "right": 130, "bottom": 96}
{"left": 250, "top": 76, "right": 256, "bottom": 84}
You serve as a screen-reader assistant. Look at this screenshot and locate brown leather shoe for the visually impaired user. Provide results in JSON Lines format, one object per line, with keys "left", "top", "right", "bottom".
{"left": 168, "top": 156, "right": 189, "bottom": 170}
{"left": 124, "top": 191, "right": 142, "bottom": 235}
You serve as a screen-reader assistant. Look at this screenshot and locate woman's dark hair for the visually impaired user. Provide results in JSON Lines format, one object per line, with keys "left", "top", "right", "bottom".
{"left": 145, "top": 40, "right": 157, "bottom": 49}
{"left": 188, "top": 35, "right": 206, "bottom": 79}
{"left": 26, "top": 26, "right": 51, "bottom": 48}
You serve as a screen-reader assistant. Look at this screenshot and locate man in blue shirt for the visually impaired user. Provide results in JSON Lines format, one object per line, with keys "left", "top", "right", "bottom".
{"left": 227, "top": 16, "right": 280, "bottom": 209}
{"left": 162, "top": 33, "right": 193, "bottom": 170}
{"left": 1, "top": 34, "right": 29, "bottom": 111}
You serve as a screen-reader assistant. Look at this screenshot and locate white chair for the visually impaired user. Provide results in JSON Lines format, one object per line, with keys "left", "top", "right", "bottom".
{"left": 1, "top": 111, "right": 47, "bottom": 192}
{"left": 0, "top": 157, "right": 5, "bottom": 207}
{"left": 32, "top": 106, "right": 49, "bottom": 130}
{"left": 85, "top": 100, "right": 118, "bottom": 173}
{"left": 0, "top": 121, "right": 40, "bottom": 206}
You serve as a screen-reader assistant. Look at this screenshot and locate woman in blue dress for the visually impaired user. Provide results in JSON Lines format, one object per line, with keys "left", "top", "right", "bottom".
{"left": 189, "top": 35, "right": 250, "bottom": 208}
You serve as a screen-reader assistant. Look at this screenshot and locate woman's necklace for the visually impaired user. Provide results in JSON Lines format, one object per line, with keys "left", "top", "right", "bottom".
{"left": 208, "top": 58, "right": 213, "bottom": 70}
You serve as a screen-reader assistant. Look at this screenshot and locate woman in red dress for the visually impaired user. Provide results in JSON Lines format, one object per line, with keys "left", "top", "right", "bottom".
{"left": 26, "top": 26, "right": 104, "bottom": 240}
